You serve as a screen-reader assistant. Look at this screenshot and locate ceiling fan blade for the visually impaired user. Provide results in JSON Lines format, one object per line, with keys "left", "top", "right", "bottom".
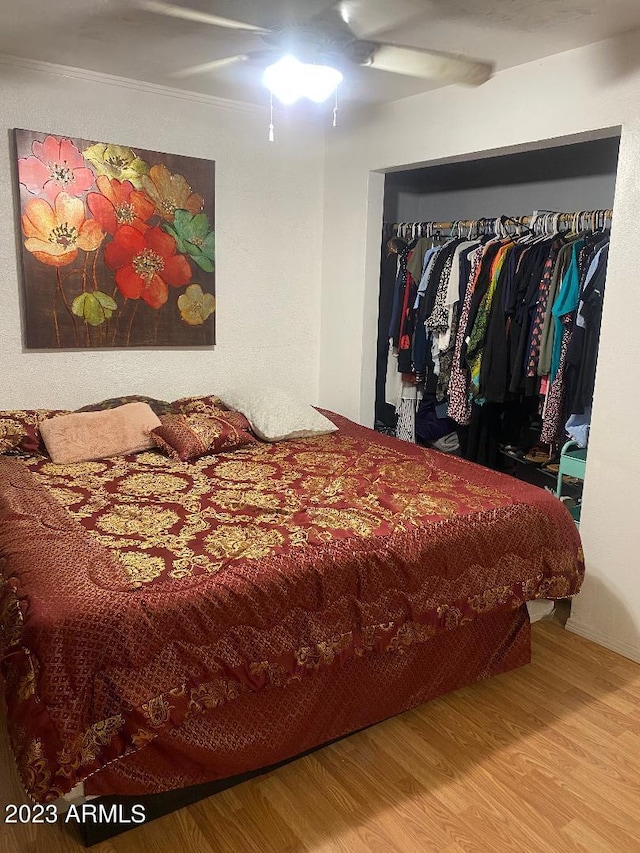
{"left": 365, "top": 44, "right": 494, "bottom": 86}
{"left": 170, "top": 54, "right": 251, "bottom": 79}
{"left": 337, "top": 0, "right": 425, "bottom": 40}
{"left": 134, "top": 1, "right": 270, "bottom": 33}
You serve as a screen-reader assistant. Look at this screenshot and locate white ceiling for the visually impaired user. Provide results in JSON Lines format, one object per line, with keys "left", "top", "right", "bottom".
{"left": 2, "top": 0, "right": 640, "bottom": 105}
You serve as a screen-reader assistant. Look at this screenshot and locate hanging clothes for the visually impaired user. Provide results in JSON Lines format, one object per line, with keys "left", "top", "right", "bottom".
{"left": 550, "top": 238, "right": 585, "bottom": 381}
{"left": 448, "top": 244, "right": 485, "bottom": 427}
{"left": 538, "top": 241, "right": 574, "bottom": 377}
{"left": 381, "top": 213, "right": 610, "bottom": 462}
{"left": 566, "top": 244, "right": 608, "bottom": 413}
{"left": 376, "top": 240, "right": 404, "bottom": 427}
{"left": 467, "top": 240, "right": 514, "bottom": 401}
{"left": 524, "top": 236, "right": 565, "bottom": 390}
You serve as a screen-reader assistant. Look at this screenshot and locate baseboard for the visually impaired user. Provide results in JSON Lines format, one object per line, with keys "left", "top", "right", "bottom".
{"left": 565, "top": 618, "right": 640, "bottom": 664}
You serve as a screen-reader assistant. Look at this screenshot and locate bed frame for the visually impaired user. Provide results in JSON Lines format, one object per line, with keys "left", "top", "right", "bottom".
{"left": 75, "top": 731, "right": 356, "bottom": 846}
{"left": 70, "top": 604, "right": 532, "bottom": 846}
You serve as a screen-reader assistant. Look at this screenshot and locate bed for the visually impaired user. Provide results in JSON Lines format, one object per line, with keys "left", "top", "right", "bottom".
{"left": 0, "top": 408, "right": 583, "bottom": 819}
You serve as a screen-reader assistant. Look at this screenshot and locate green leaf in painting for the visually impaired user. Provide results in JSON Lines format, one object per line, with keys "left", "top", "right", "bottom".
{"left": 162, "top": 208, "right": 215, "bottom": 272}
{"left": 94, "top": 292, "right": 118, "bottom": 311}
{"left": 174, "top": 208, "right": 193, "bottom": 231}
{"left": 202, "top": 231, "right": 215, "bottom": 257}
{"left": 71, "top": 293, "right": 88, "bottom": 318}
{"left": 71, "top": 291, "right": 118, "bottom": 326}
{"left": 162, "top": 222, "right": 187, "bottom": 254}
{"left": 187, "top": 243, "right": 214, "bottom": 273}
{"left": 190, "top": 212, "right": 211, "bottom": 239}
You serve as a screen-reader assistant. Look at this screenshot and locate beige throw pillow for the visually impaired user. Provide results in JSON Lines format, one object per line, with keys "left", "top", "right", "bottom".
{"left": 40, "top": 403, "right": 161, "bottom": 464}
{"left": 219, "top": 387, "right": 337, "bottom": 442}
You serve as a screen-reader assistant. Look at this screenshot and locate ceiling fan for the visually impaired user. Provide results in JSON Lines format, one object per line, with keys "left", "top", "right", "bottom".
{"left": 133, "top": 0, "right": 494, "bottom": 94}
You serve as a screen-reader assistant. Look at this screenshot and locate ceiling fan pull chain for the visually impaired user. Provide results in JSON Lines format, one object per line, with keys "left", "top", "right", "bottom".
{"left": 333, "top": 89, "right": 339, "bottom": 128}
{"left": 269, "top": 91, "right": 275, "bottom": 142}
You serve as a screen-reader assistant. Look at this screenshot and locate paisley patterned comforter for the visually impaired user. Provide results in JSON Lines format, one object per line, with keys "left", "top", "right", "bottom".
{"left": 0, "top": 413, "right": 583, "bottom": 802}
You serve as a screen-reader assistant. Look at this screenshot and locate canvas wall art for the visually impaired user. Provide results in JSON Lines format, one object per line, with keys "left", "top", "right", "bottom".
{"left": 13, "top": 129, "right": 215, "bottom": 349}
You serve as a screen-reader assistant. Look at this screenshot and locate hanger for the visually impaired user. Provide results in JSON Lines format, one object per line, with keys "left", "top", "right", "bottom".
{"left": 572, "top": 211, "right": 581, "bottom": 236}
{"left": 529, "top": 212, "right": 538, "bottom": 237}
{"left": 498, "top": 215, "right": 520, "bottom": 238}
{"left": 515, "top": 213, "right": 533, "bottom": 243}
{"left": 544, "top": 212, "right": 555, "bottom": 237}
{"left": 546, "top": 213, "right": 554, "bottom": 234}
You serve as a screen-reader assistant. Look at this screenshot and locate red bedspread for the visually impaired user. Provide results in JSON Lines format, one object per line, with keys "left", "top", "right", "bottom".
{"left": 0, "top": 414, "right": 583, "bottom": 802}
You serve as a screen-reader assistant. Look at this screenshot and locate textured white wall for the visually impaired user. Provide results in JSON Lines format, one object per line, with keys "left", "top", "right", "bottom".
{"left": 0, "top": 60, "right": 325, "bottom": 410}
{"left": 320, "top": 30, "right": 640, "bottom": 661}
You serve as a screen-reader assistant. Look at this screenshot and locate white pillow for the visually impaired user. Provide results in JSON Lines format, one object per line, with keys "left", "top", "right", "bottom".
{"left": 219, "top": 387, "right": 337, "bottom": 442}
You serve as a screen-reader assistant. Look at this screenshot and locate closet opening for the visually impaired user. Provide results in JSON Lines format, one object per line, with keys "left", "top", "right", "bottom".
{"left": 377, "top": 134, "right": 620, "bottom": 520}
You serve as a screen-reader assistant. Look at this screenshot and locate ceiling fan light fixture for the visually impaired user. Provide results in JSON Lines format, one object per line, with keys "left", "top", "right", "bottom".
{"left": 263, "top": 55, "right": 303, "bottom": 104}
{"left": 263, "top": 54, "right": 343, "bottom": 105}
{"left": 303, "top": 63, "right": 344, "bottom": 103}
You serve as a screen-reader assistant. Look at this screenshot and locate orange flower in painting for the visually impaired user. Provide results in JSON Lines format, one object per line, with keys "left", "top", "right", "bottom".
{"left": 104, "top": 225, "right": 191, "bottom": 309}
{"left": 140, "top": 164, "right": 204, "bottom": 221}
{"left": 87, "top": 176, "right": 155, "bottom": 235}
{"left": 22, "top": 193, "right": 104, "bottom": 267}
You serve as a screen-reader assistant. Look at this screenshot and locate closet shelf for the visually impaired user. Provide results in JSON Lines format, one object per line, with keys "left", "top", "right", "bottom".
{"left": 499, "top": 448, "right": 584, "bottom": 494}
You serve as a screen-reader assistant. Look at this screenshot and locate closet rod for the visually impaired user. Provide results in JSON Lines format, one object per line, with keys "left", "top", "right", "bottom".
{"left": 384, "top": 209, "right": 613, "bottom": 232}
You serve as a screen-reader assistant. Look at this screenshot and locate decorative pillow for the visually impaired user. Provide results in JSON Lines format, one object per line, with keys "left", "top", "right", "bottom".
{"left": 0, "top": 419, "right": 24, "bottom": 454}
{"left": 171, "top": 394, "right": 229, "bottom": 416}
{"left": 150, "top": 412, "right": 256, "bottom": 461}
{"left": 77, "top": 395, "right": 173, "bottom": 416}
{"left": 218, "top": 388, "right": 338, "bottom": 442}
{"left": 0, "top": 409, "right": 72, "bottom": 455}
{"left": 40, "top": 403, "right": 161, "bottom": 464}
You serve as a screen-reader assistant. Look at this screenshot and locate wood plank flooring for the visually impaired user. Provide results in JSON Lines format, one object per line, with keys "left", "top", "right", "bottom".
{"left": 1, "top": 620, "right": 640, "bottom": 853}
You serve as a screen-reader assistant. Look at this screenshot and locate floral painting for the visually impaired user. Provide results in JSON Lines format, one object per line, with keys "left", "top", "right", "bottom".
{"left": 13, "top": 129, "right": 215, "bottom": 348}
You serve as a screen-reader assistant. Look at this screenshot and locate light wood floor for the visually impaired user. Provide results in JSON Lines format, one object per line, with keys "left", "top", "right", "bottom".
{"left": 2, "top": 620, "right": 640, "bottom": 853}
